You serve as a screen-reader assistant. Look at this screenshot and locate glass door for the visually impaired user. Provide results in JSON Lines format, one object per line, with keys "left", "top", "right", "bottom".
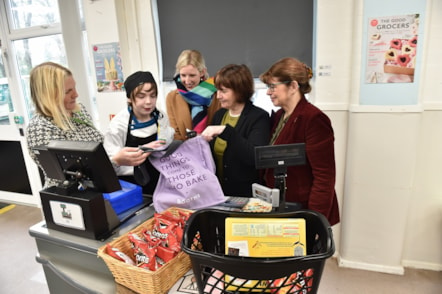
{"left": 0, "top": 0, "right": 87, "bottom": 206}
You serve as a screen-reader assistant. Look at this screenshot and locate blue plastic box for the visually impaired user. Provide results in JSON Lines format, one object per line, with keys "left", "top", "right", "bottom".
{"left": 103, "top": 180, "right": 143, "bottom": 215}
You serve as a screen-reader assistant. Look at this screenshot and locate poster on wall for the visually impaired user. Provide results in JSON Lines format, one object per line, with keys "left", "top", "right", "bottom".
{"left": 92, "top": 42, "right": 124, "bottom": 92}
{"left": 365, "top": 14, "right": 419, "bottom": 84}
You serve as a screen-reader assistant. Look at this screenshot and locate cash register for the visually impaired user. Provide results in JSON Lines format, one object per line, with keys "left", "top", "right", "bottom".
{"left": 255, "top": 143, "right": 306, "bottom": 212}
{"left": 32, "top": 140, "right": 146, "bottom": 240}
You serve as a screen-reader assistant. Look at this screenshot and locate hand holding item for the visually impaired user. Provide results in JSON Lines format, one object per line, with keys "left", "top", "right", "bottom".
{"left": 112, "top": 147, "right": 148, "bottom": 167}
{"left": 157, "top": 124, "right": 175, "bottom": 145}
{"left": 140, "top": 139, "right": 167, "bottom": 151}
{"left": 201, "top": 125, "right": 226, "bottom": 142}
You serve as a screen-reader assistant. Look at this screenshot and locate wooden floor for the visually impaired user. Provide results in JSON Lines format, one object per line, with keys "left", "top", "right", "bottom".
{"left": 0, "top": 204, "right": 441, "bottom": 294}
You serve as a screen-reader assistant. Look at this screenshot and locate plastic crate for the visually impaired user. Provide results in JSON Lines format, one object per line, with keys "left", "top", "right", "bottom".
{"left": 182, "top": 208, "right": 335, "bottom": 293}
{"left": 103, "top": 180, "right": 142, "bottom": 215}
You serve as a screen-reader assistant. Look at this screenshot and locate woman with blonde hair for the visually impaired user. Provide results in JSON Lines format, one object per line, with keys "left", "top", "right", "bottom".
{"left": 26, "top": 61, "right": 103, "bottom": 187}
{"left": 166, "top": 49, "right": 221, "bottom": 140}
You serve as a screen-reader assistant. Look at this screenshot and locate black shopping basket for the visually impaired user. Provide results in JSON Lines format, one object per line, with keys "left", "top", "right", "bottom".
{"left": 182, "top": 208, "right": 335, "bottom": 294}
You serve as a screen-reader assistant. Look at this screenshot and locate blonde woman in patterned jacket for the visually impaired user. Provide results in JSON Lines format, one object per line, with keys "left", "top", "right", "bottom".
{"left": 26, "top": 62, "right": 103, "bottom": 187}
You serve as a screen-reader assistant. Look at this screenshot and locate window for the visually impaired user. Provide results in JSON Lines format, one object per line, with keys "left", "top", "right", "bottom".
{"left": 0, "top": 50, "right": 12, "bottom": 124}
{"left": 0, "top": 0, "right": 88, "bottom": 124}
{"left": 9, "top": 0, "right": 60, "bottom": 28}
{"left": 13, "top": 35, "right": 67, "bottom": 117}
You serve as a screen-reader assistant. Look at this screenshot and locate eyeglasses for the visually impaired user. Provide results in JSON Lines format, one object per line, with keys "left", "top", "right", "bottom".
{"left": 266, "top": 81, "right": 291, "bottom": 92}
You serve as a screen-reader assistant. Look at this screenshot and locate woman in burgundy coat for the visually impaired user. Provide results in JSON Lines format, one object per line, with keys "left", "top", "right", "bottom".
{"left": 259, "top": 57, "right": 340, "bottom": 226}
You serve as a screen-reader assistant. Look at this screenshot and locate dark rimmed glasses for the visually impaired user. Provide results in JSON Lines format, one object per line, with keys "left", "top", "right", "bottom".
{"left": 266, "top": 81, "right": 291, "bottom": 92}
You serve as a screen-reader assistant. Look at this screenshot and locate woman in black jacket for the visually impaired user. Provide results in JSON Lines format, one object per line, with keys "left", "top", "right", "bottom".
{"left": 201, "top": 64, "right": 270, "bottom": 196}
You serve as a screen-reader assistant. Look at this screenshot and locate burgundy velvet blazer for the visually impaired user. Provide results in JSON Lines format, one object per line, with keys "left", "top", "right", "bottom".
{"left": 265, "top": 97, "right": 340, "bottom": 226}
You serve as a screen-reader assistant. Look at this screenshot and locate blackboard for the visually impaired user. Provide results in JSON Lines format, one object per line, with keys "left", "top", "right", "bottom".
{"left": 157, "top": 0, "right": 314, "bottom": 80}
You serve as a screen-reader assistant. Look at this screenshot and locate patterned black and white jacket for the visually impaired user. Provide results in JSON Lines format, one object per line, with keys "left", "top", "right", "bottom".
{"left": 26, "top": 103, "right": 103, "bottom": 187}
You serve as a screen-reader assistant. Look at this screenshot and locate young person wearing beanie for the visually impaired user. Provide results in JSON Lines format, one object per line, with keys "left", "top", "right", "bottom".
{"left": 103, "top": 71, "right": 174, "bottom": 195}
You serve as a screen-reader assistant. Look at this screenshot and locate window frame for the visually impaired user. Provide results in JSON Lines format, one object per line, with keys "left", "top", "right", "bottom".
{"left": 0, "top": 0, "right": 94, "bottom": 206}
{"left": 0, "top": 0, "right": 95, "bottom": 125}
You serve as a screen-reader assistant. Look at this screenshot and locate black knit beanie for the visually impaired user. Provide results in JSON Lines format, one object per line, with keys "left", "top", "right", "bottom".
{"left": 124, "top": 71, "right": 156, "bottom": 98}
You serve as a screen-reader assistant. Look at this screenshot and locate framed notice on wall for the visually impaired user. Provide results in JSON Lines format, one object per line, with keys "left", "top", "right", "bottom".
{"left": 365, "top": 14, "right": 419, "bottom": 84}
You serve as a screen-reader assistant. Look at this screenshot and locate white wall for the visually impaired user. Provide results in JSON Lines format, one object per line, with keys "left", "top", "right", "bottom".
{"left": 402, "top": 110, "right": 442, "bottom": 270}
{"left": 82, "top": 0, "right": 124, "bottom": 132}
{"left": 82, "top": 0, "right": 442, "bottom": 273}
{"left": 401, "top": 0, "right": 442, "bottom": 269}
{"left": 313, "top": 0, "right": 357, "bottom": 259}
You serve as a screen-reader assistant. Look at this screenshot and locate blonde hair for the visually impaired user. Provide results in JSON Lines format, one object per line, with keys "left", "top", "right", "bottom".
{"left": 29, "top": 62, "right": 79, "bottom": 130}
{"left": 174, "top": 49, "right": 209, "bottom": 79}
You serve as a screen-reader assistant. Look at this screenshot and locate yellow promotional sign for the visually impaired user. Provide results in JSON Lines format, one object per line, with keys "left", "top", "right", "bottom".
{"left": 224, "top": 217, "right": 306, "bottom": 291}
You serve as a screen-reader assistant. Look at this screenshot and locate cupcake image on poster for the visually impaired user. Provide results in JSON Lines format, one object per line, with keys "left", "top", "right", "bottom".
{"left": 383, "top": 36, "right": 417, "bottom": 76}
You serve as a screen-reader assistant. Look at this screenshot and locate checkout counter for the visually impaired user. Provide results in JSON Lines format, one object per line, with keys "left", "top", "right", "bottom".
{"left": 29, "top": 204, "right": 155, "bottom": 294}
{"left": 28, "top": 140, "right": 199, "bottom": 293}
{"left": 28, "top": 140, "right": 158, "bottom": 293}
{"left": 28, "top": 141, "right": 307, "bottom": 293}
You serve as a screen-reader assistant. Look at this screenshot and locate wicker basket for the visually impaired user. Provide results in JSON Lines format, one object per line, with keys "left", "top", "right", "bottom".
{"left": 98, "top": 207, "right": 193, "bottom": 294}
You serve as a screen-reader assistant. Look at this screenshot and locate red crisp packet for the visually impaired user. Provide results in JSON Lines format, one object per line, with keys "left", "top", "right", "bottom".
{"left": 105, "top": 244, "right": 135, "bottom": 265}
{"left": 142, "top": 229, "right": 162, "bottom": 247}
{"left": 174, "top": 225, "right": 184, "bottom": 244}
{"left": 128, "top": 233, "right": 158, "bottom": 271}
{"left": 135, "top": 242, "right": 158, "bottom": 271}
{"left": 178, "top": 210, "right": 191, "bottom": 226}
{"left": 156, "top": 211, "right": 187, "bottom": 245}
{"left": 153, "top": 218, "right": 181, "bottom": 252}
{"left": 156, "top": 245, "right": 177, "bottom": 263}
{"left": 128, "top": 232, "right": 144, "bottom": 252}
{"left": 155, "top": 256, "right": 166, "bottom": 269}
